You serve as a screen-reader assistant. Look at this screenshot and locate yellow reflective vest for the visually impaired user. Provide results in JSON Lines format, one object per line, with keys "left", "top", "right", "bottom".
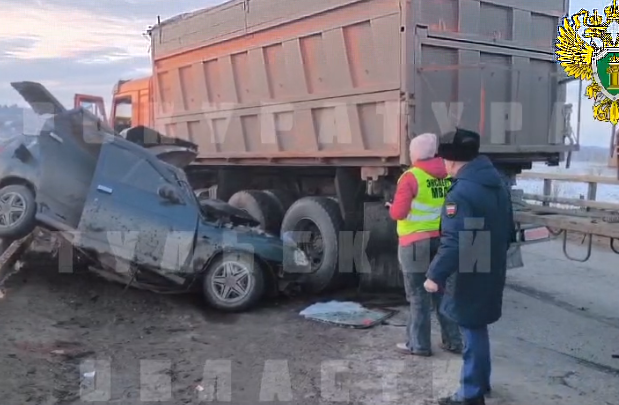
{"left": 396, "top": 167, "right": 451, "bottom": 237}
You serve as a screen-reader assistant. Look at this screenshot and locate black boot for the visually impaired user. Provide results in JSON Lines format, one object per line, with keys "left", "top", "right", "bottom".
{"left": 437, "top": 395, "right": 485, "bottom": 405}
{"left": 439, "top": 342, "right": 463, "bottom": 354}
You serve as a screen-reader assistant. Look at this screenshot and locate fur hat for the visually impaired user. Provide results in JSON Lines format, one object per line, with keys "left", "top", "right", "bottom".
{"left": 437, "top": 128, "right": 480, "bottom": 161}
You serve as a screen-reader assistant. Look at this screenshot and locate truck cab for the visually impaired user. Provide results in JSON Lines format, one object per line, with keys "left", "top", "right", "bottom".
{"left": 74, "top": 77, "right": 151, "bottom": 132}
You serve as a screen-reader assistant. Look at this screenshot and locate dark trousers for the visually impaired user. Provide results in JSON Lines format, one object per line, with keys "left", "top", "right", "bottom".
{"left": 397, "top": 237, "right": 462, "bottom": 354}
{"left": 457, "top": 326, "right": 491, "bottom": 400}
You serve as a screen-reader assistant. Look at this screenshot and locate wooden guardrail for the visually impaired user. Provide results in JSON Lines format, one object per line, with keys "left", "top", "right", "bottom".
{"left": 517, "top": 172, "right": 619, "bottom": 211}
{"left": 514, "top": 171, "right": 619, "bottom": 261}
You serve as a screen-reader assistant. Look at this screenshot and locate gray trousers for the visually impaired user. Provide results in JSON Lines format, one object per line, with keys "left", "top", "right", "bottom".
{"left": 398, "top": 237, "right": 462, "bottom": 354}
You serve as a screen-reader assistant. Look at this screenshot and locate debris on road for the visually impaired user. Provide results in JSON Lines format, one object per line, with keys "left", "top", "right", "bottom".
{"left": 299, "top": 300, "right": 396, "bottom": 329}
{"left": 0, "top": 233, "right": 35, "bottom": 289}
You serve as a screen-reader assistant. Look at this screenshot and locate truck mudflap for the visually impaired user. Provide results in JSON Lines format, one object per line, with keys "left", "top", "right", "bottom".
{"left": 358, "top": 201, "right": 400, "bottom": 291}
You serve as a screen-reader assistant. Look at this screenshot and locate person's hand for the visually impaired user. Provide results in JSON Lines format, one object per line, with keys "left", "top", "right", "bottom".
{"left": 385, "top": 201, "right": 392, "bottom": 208}
{"left": 424, "top": 279, "right": 439, "bottom": 292}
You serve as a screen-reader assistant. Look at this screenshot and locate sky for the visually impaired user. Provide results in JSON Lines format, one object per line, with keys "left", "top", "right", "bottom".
{"left": 0, "top": 0, "right": 615, "bottom": 147}
{"left": 0, "top": 0, "right": 218, "bottom": 106}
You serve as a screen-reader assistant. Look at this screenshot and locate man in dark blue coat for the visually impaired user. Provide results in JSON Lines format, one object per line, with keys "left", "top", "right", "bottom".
{"left": 423, "top": 128, "right": 515, "bottom": 405}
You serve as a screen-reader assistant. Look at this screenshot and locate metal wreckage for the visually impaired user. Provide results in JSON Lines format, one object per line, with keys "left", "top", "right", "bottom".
{"left": 0, "top": 82, "right": 312, "bottom": 312}
{"left": 4, "top": 0, "right": 619, "bottom": 313}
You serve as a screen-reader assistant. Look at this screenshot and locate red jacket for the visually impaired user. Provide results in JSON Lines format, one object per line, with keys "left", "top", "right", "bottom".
{"left": 389, "top": 157, "right": 448, "bottom": 246}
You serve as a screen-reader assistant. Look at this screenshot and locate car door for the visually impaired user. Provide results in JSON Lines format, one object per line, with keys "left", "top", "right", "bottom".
{"left": 35, "top": 113, "right": 99, "bottom": 230}
{"left": 77, "top": 142, "right": 199, "bottom": 279}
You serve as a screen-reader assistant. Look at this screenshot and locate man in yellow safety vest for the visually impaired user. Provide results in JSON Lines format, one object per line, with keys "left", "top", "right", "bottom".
{"left": 386, "top": 133, "right": 462, "bottom": 356}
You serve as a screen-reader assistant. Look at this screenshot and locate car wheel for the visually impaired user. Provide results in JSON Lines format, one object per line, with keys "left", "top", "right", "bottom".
{"left": 263, "top": 189, "right": 297, "bottom": 218}
{"left": 0, "top": 184, "right": 37, "bottom": 239}
{"left": 227, "top": 190, "right": 282, "bottom": 234}
{"left": 280, "top": 196, "right": 344, "bottom": 293}
{"left": 202, "top": 252, "right": 266, "bottom": 312}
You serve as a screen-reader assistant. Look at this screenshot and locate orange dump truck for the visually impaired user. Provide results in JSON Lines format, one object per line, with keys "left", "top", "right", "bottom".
{"left": 81, "top": 0, "right": 573, "bottom": 291}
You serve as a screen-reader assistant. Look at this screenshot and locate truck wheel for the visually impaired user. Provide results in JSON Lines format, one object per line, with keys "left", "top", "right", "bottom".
{"left": 263, "top": 189, "right": 297, "bottom": 218}
{"left": 280, "top": 196, "right": 344, "bottom": 293}
{"left": 202, "top": 252, "right": 266, "bottom": 312}
{"left": 0, "top": 185, "right": 36, "bottom": 239}
{"left": 227, "top": 190, "right": 282, "bottom": 234}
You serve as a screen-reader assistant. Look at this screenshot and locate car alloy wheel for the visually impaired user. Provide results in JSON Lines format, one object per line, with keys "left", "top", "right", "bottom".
{"left": 210, "top": 260, "right": 254, "bottom": 303}
{"left": 0, "top": 191, "right": 27, "bottom": 229}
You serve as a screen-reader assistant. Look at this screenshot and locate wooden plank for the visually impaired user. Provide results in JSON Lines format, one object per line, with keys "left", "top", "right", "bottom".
{"left": 523, "top": 193, "right": 619, "bottom": 211}
{"left": 520, "top": 205, "right": 607, "bottom": 219}
{"left": 514, "top": 212, "right": 619, "bottom": 239}
{"left": 518, "top": 172, "right": 619, "bottom": 185}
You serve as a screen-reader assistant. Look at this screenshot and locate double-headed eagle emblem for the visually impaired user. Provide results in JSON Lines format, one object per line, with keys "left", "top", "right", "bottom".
{"left": 556, "top": 0, "right": 619, "bottom": 123}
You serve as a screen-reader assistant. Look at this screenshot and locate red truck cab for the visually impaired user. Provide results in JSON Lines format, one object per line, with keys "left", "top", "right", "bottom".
{"left": 74, "top": 76, "right": 152, "bottom": 132}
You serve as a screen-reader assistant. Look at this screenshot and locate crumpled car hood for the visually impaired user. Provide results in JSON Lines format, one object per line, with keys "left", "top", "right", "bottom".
{"left": 10, "top": 81, "right": 67, "bottom": 115}
{"left": 120, "top": 125, "right": 198, "bottom": 168}
{"left": 199, "top": 198, "right": 261, "bottom": 227}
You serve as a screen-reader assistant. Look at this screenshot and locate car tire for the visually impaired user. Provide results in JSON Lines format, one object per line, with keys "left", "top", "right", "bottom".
{"left": 280, "top": 196, "right": 344, "bottom": 293}
{"left": 227, "top": 190, "right": 282, "bottom": 234}
{"left": 0, "top": 184, "right": 37, "bottom": 239}
{"left": 202, "top": 252, "right": 266, "bottom": 312}
{"left": 263, "top": 189, "right": 297, "bottom": 218}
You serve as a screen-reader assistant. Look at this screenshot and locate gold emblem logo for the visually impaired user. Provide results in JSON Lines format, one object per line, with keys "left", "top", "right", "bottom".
{"left": 556, "top": 0, "right": 619, "bottom": 123}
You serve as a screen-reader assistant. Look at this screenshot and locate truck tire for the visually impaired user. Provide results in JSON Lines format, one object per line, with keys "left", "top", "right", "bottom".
{"left": 227, "top": 190, "right": 281, "bottom": 234}
{"left": 280, "top": 196, "right": 344, "bottom": 293}
{"left": 263, "top": 189, "right": 297, "bottom": 218}
{"left": 202, "top": 252, "right": 266, "bottom": 312}
{"left": 0, "top": 184, "right": 36, "bottom": 239}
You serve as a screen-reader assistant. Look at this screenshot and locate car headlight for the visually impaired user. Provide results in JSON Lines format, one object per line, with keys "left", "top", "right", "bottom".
{"left": 293, "top": 248, "right": 309, "bottom": 266}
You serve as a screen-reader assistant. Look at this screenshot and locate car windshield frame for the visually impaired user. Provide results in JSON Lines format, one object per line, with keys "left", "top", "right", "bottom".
{"left": 158, "top": 160, "right": 202, "bottom": 208}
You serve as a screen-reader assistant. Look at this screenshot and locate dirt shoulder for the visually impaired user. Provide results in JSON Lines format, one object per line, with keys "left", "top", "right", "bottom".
{"left": 0, "top": 253, "right": 440, "bottom": 405}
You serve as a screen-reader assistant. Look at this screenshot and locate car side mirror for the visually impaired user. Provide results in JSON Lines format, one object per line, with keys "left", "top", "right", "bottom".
{"left": 157, "top": 184, "right": 183, "bottom": 204}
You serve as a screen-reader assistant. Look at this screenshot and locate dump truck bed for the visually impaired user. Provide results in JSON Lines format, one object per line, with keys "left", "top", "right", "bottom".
{"left": 150, "top": 0, "right": 570, "bottom": 166}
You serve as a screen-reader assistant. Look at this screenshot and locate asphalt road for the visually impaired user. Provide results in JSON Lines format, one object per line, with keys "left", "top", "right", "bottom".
{"left": 0, "top": 238, "right": 617, "bottom": 405}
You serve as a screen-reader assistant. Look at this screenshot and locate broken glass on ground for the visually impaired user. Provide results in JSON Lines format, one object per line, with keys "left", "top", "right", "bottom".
{"left": 299, "top": 300, "right": 396, "bottom": 329}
